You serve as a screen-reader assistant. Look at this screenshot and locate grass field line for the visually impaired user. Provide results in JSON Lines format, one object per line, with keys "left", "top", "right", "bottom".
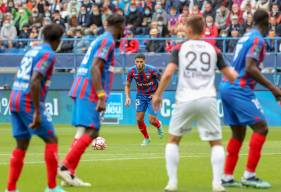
{"left": 0, "top": 152, "right": 281, "bottom": 165}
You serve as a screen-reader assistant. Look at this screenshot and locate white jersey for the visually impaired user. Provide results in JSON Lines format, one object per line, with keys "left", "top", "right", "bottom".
{"left": 170, "top": 40, "right": 226, "bottom": 102}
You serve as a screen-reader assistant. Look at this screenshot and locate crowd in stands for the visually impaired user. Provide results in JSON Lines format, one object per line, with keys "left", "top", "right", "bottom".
{"left": 0, "top": 0, "right": 280, "bottom": 53}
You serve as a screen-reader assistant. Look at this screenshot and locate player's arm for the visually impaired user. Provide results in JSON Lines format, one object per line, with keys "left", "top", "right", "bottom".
{"left": 91, "top": 58, "right": 106, "bottom": 112}
{"left": 217, "top": 53, "right": 238, "bottom": 82}
{"left": 125, "top": 80, "right": 131, "bottom": 107}
{"left": 29, "top": 72, "right": 43, "bottom": 129}
{"left": 246, "top": 58, "right": 281, "bottom": 100}
{"left": 152, "top": 63, "right": 178, "bottom": 111}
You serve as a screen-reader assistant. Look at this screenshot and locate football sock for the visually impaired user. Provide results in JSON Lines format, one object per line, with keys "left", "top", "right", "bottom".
{"left": 165, "top": 143, "right": 179, "bottom": 187}
{"left": 137, "top": 121, "right": 149, "bottom": 139}
{"left": 224, "top": 138, "right": 243, "bottom": 175}
{"left": 243, "top": 170, "right": 256, "bottom": 179}
{"left": 211, "top": 145, "right": 225, "bottom": 185}
{"left": 45, "top": 143, "right": 58, "bottom": 189}
{"left": 246, "top": 132, "right": 266, "bottom": 173}
{"left": 63, "top": 134, "right": 93, "bottom": 173}
{"left": 7, "top": 148, "right": 26, "bottom": 191}
{"left": 151, "top": 119, "right": 161, "bottom": 129}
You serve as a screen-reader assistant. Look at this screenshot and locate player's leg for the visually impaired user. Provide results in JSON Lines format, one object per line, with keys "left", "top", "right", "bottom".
{"left": 240, "top": 120, "right": 271, "bottom": 188}
{"left": 196, "top": 98, "right": 225, "bottom": 192}
{"left": 136, "top": 112, "right": 150, "bottom": 145}
{"left": 147, "top": 99, "right": 164, "bottom": 139}
{"left": 222, "top": 125, "right": 246, "bottom": 187}
{"left": 6, "top": 112, "right": 31, "bottom": 192}
{"left": 164, "top": 134, "right": 182, "bottom": 192}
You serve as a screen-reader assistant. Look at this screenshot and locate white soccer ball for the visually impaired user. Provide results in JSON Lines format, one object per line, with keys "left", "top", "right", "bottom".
{"left": 92, "top": 136, "right": 107, "bottom": 150}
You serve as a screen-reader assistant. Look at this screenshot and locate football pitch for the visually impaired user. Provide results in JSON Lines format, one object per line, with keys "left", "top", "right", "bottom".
{"left": 0, "top": 124, "right": 281, "bottom": 192}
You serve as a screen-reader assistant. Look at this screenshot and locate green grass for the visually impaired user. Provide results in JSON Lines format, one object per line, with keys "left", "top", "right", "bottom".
{"left": 0, "top": 124, "right": 281, "bottom": 192}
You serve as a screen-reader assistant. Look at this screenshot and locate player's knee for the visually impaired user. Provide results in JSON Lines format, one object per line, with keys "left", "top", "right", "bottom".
{"left": 137, "top": 119, "right": 144, "bottom": 124}
{"left": 16, "top": 138, "right": 30, "bottom": 150}
{"left": 251, "top": 121, "right": 268, "bottom": 136}
{"left": 43, "top": 136, "right": 58, "bottom": 144}
{"left": 168, "top": 135, "right": 181, "bottom": 145}
{"left": 149, "top": 117, "right": 156, "bottom": 125}
{"left": 85, "top": 128, "right": 99, "bottom": 139}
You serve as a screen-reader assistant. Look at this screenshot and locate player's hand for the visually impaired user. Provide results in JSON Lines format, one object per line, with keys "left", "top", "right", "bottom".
{"left": 96, "top": 97, "right": 106, "bottom": 112}
{"left": 271, "top": 87, "right": 281, "bottom": 103}
{"left": 29, "top": 112, "right": 41, "bottom": 129}
{"left": 152, "top": 94, "right": 162, "bottom": 112}
{"left": 125, "top": 97, "right": 131, "bottom": 107}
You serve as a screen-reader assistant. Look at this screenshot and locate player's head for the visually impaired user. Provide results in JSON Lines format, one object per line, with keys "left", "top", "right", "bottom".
{"left": 106, "top": 14, "right": 126, "bottom": 41}
{"left": 42, "top": 23, "right": 64, "bottom": 51}
{"left": 253, "top": 9, "right": 269, "bottom": 36}
{"left": 185, "top": 15, "right": 205, "bottom": 39}
{"left": 135, "top": 53, "right": 146, "bottom": 71}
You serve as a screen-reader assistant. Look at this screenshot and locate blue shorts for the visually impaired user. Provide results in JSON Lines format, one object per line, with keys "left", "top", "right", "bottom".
{"left": 220, "top": 84, "right": 265, "bottom": 126}
{"left": 72, "top": 99, "right": 100, "bottom": 130}
{"left": 11, "top": 110, "right": 56, "bottom": 139}
{"left": 135, "top": 95, "right": 157, "bottom": 117}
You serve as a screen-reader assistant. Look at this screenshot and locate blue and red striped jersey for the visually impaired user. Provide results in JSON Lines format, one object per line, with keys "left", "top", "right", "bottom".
{"left": 127, "top": 64, "right": 161, "bottom": 96}
{"left": 69, "top": 31, "right": 115, "bottom": 102}
{"left": 10, "top": 43, "right": 56, "bottom": 112}
{"left": 223, "top": 28, "right": 266, "bottom": 90}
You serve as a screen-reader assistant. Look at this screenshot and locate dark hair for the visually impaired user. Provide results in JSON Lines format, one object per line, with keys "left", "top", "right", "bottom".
{"left": 42, "top": 24, "right": 64, "bottom": 42}
{"left": 186, "top": 15, "right": 204, "bottom": 35}
{"left": 135, "top": 53, "right": 146, "bottom": 60}
{"left": 106, "top": 14, "right": 125, "bottom": 27}
{"left": 253, "top": 9, "right": 269, "bottom": 26}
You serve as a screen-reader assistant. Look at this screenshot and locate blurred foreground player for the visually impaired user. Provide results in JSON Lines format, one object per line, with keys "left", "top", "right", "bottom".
{"left": 6, "top": 24, "right": 64, "bottom": 192}
{"left": 125, "top": 54, "right": 163, "bottom": 146}
{"left": 152, "top": 16, "right": 238, "bottom": 192}
{"left": 220, "top": 9, "right": 281, "bottom": 189}
{"left": 58, "top": 14, "right": 125, "bottom": 187}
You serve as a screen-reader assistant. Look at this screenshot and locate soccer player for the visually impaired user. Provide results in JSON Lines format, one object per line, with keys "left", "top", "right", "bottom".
{"left": 152, "top": 16, "right": 238, "bottom": 192}
{"left": 125, "top": 54, "right": 164, "bottom": 146}
{"left": 220, "top": 9, "right": 281, "bottom": 188}
{"left": 6, "top": 24, "right": 64, "bottom": 192}
{"left": 57, "top": 14, "right": 125, "bottom": 187}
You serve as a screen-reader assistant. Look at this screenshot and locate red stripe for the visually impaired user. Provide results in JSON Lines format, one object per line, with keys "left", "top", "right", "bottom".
{"left": 97, "top": 39, "right": 108, "bottom": 58}
{"left": 138, "top": 70, "right": 145, "bottom": 95}
{"left": 36, "top": 52, "right": 50, "bottom": 68}
{"left": 15, "top": 92, "right": 21, "bottom": 112}
{"left": 250, "top": 37, "right": 259, "bottom": 56}
{"left": 89, "top": 87, "right": 98, "bottom": 102}
{"left": 79, "top": 78, "right": 89, "bottom": 99}
{"left": 25, "top": 93, "right": 31, "bottom": 113}
{"left": 240, "top": 74, "right": 248, "bottom": 88}
{"left": 150, "top": 69, "right": 157, "bottom": 94}
{"left": 9, "top": 91, "right": 15, "bottom": 110}
{"left": 41, "top": 85, "right": 47, "bottom": 98}
{"left": 133, "top": 68, "right": 140, "bottom": 94}
{"left": 72, "top": 77, "right": 82, "bottom": 97}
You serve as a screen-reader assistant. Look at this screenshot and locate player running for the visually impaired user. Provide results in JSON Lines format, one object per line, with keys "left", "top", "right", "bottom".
{"left": 57, "top": 14, "right": 125, "bottom": 187}
{"left": 152, "top": 16, "right": 238, "bottom": 192}
{"left": 220, "top": 9, "right": 281, "bottom": 189}
{"left": 125, "top": 54, "right": 164, "bottom": 146}
{"left": 6, "top": 24, "right": 64, "bottom": 192}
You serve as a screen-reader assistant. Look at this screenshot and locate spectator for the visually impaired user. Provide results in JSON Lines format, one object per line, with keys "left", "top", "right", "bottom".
{"left": 256, "top": 0, "right": 270, "bottom": 12}
{"left": 242, "top": 3, "right": 255, "bottom": 22}
{"left": 243, "top": 14, "right": 253, "bottom": 32}
{"left": 126, "top": 4, "right": 143, "bottom": 30}
{"left": 49, "top": 0, "right": 61, "bottom": 14}
{"left": 67, "top": 0, "right": 81, "bottom": 17}
{"left": 190, "top": 4, "right": 202, "bottom": 16}
{"left": 0, "top": 0, "right": 7, "bottom": 13}
{"left": 136, "top": 7, "right": 152, "bottom": 35}
{"left": 29, "top": 26, "right": 38, "bottom": 39}
{"left": 28, "top": 8, "right": 43, "bottom": 27}
{"left": 52, "top": 10, "right": 65, "bottom": 28}
{"left": 37, "top": 0, "right": 46, "bottom": 16}
{"left": 0, "top": 18, "right": 17, "bottom": 48}
{"left": 90, "top": 24, "right": 103, "bottom": 36}
{"left": 165, "top": 30, "right": 186, "bottom": 52}
{"left": 269, "top": 16, "right": 278, "bottom": 33}
{"left": 17, "top": 24, "right": 29, "bottom": 48}
{"left": 228, "top": 14, "right": 244, "bottom": 36}
{"left": 145, "top": 28, "right": 165, "bottom": 53}
{"left": 68, "top": 8, "right": 79, "bottom": 28}
{"left": 226, "top": 3, "right": 244, "bottom": 25}
{"left": 271, "top": 3, "right": 281, "bottom": 24}
{"left": 152, "top": 3, "right": 168, "bottom": 25}
{"left": 204, "top": 15, "right": 218, "bottom": 46}
{"left": 165, "top": 0, "right": 181, "bottom": 13}
{"left": 120, "top": 30, "right": 139, "bottom": 53}
{"left": 82, "top": 0, "right": 93, "bottom": 13}
{"left": 78, "top": 5, "right": 91, "bottom": 27}
{"left": 167, "top": 6, "right": 178, "bottom": 35}
{"left": 60, "top": 27, "right": 75, "bottom": 53}
{"left": 203, "top": 1, "right": 215, "bottom": 18}
{"left": 14, "top": 8, "right": 30, "bottom": 32}
{"left": 90, "top": 4, "right": 103, "bottom": 28}
{"left": 75, "top": 28, "right": 94, "bottom": 53}
{"left": 266, "top": 29, "right": 276, "bottom": 52}
{"left": 216, "top": 27, "right": 228, "bottom": 51}
{"left": 177, "top": 5, "right": 189, "bottom": 24}
{"left": 227, "top": 29, "right": 239, "bottom": 52}
{"left": 215, "top": 3, "right": 230, "bottom": 30}
{"left": 156, "top": 17, "right": 170, "bottom": 37}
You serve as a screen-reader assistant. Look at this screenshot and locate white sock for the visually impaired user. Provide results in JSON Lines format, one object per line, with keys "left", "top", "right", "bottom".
{"left": 243, "top": 170, "right": 256, "bottom": 179}
{"left": 223, "top": 174, "right": 234, "bottom": 181}
{"left": 211, "top": 145, "right": 225, "bottom": 185}
{"left": 165, "top": 143, "right": 179, "bottom": 187}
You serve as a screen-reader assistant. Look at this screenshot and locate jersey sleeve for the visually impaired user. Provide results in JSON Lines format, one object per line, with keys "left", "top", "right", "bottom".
{"left": 127, "top": 68, "right": 133, "bottom": 83}
{"left": 94, "top": 38, "right": 115, "bottom": 62}
{"left": 216, "top": 52, "right": 227, "bottom": 70}
{"left": 152, "top": 67, "right": 161, "bottom": 80}
{"left": 169, "top": 44, "right": 181, "bottom": 66}
{"left": 246, "top": 37, "right": 265, "bottom": 62}
{"left": 34, "top": 52, "right": 55, "bottom": 77}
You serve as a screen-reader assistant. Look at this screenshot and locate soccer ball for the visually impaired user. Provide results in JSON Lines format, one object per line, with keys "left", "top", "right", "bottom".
{"left": 92, "top": 136, "right": 107, "bottom": 150}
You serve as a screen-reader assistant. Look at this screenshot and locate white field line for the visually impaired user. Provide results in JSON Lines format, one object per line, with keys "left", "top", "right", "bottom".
{"left": 0, "top": 152, "right": 280, "bottom": 165}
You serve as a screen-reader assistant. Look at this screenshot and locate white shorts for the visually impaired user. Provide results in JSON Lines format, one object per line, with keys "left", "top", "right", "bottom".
{"left": 169, "top": 97, "right": 222, "bottom": 141}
